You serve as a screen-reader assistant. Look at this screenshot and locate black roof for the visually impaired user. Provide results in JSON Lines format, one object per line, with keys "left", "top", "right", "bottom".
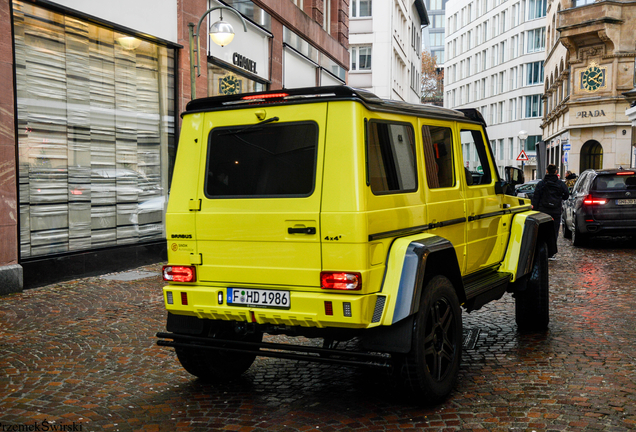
{"left": 184, "top": 85, "right": 482, "bottom": 125}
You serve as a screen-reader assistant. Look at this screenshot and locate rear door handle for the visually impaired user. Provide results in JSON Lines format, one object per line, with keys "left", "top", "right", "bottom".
{"left": 288, "top": 227, "right": 316, "bottom": 235}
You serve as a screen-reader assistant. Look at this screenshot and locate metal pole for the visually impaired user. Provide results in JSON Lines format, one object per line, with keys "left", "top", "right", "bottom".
{"left": 188, "top": 23, "right": 196, "bottom": 100}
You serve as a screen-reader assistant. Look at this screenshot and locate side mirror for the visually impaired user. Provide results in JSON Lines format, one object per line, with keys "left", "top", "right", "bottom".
{"left": 504, "top": 166, "right": 525, "bottom": 186}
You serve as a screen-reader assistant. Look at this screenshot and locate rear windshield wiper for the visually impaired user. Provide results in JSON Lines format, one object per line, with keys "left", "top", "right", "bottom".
{"left": 219, "top": 117, "right": 279, "bottom": 136}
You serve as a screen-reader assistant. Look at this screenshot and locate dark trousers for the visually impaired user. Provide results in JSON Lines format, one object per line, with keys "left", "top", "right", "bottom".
{"left": 543, "top": 210, "right": 561, "bottom": 256}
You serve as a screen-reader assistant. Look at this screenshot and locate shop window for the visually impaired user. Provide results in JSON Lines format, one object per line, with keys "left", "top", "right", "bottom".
{"left": 367, "top": 121, "right": 417, "bottom": 194}
{"left": 208, "top": 63, "right": 266, "bottom": 96}
{"left": 13, "top": 2, "right": 174, "bottom": 257}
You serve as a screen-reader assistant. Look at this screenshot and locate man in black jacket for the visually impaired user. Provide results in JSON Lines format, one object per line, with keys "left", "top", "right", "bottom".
{"left": 532, "top": 164, "right": 570, "bottom": 260}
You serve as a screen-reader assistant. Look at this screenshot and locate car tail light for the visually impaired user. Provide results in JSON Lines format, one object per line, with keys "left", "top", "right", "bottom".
{"left": 320, "top": 272, "right": 361, "bottom": 290}
{"left": 162, "top": 265, "right": 196, "bottom": 283}
{"left": 617, "top": 171, "right": 635, "bottom": 175}
{"left": 242, "top": 92, "right": 288, "bottom": 100}
{"left": 583, "top": 195, "right": 607, "bottom": 206}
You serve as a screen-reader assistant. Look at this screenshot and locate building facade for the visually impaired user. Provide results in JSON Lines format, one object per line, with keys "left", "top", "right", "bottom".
{"left": 1, "top": 0, "right": 349, "bottom": 292}
{"left": 542, "top": 0, "right": 635, "bottom": 176}
{"left": 422, "top": 0, "right": 447, "bottom": 65}
{"left": 348, "top": 0, "right": 428, "bottom": 103}
{"left": 443, "top": 0, "right": 548, "bottom": 179}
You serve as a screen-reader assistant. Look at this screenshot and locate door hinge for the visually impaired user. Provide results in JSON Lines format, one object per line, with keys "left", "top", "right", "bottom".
{"left": 189, "top": 199, "right": 201, "bottom": 211}
{"left": 190, "top": 253, "right": 202, "bottom": 265}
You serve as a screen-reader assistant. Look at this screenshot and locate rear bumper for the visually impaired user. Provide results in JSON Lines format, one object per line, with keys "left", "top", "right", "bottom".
{"left": 578, "top": 219, "right": 636, "bottom": 236}
{"left": 163, "top": 284, "right": 385, "bottom": 329}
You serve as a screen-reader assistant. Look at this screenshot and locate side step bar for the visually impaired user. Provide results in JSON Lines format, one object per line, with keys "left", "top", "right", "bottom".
{"left": 462, "top": 270, "right": 511, "bottom": 312}
{"left": 156, "top": 332, "right": 392, "bottom": 369}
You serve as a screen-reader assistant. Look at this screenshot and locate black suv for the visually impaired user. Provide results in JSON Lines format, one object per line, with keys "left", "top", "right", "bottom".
{"left": 563, "top": 168, "right": 636, "bottom": 245}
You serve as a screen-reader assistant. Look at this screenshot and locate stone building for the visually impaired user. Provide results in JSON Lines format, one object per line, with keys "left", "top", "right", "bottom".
{"left": 0, "top": 0, "right": 349, "bottom": 292}
{"left": 542, "top": 0, "right": 635, "bottom": 176}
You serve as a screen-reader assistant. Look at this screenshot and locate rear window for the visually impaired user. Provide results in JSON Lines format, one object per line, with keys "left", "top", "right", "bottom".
{"left": 592, "top": 173, "right": 636, "bottom": 190}
{"left": 205, "top": 122, "right": 318, "bottom": 197}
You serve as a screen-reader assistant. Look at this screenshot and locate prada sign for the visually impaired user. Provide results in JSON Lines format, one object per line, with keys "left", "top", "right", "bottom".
{"left": 576, "top": 110, "right": 606, "bottom": 118}
{"left": 233, "top": 53, "right": 257, "bottom": 74}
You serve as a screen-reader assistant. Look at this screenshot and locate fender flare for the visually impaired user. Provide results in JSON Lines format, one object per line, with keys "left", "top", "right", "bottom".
{"left": 360, "top": 234, "right": 463, "bottom": 354}
{"left": 500, "top": 211, "right": 554, "bottom": 281}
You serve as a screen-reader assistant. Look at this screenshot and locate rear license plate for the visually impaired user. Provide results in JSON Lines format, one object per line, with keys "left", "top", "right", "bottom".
{"left": 616, "top": 199, "right": 636, "bottom": 205}
{"left": 227, "top": 288, "right": 290, "bottom": 309}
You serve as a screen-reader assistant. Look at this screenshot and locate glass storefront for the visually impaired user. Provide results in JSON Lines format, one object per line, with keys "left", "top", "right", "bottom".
{"left": 13, "top": 1, "right": 175, "bottom": 258}
{"left": 208, "top": 63, "right": 266, "bottom": 96}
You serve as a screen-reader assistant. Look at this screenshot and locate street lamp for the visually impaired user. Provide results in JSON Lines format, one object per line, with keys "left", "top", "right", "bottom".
{"left": 188, "top": 6, "right": 248, "bottom": 99}
{"left": 518, "top": 130, "right": 528, "bottom": 176}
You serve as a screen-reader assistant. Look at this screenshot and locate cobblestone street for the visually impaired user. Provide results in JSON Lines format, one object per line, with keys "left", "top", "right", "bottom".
{"left": 1, "top": 236, "right": 635, "bottom": 431}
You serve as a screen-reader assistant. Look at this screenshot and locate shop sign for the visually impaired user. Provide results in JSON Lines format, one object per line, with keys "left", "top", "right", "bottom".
{"left": 576, "top": 110, "right": 606, "bottom": 118}
{"left": 233, "top": 53, "right": 257, "bottom": 74}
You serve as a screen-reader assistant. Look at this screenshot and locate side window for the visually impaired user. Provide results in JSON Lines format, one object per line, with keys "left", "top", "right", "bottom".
{"left": 460, "top": 129, "right": 493, "bottom": 185}
{"left": 422, "top": 125, "right": 455, "bottom": 188}
{"left": 572, "top": 173, "right": 587, "bottom": 193}
{"left": 367, "top": 121, "right": 417, "bottom": 194}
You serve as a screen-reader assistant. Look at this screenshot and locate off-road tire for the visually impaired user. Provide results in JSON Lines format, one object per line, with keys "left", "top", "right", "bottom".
{"left": 399, "top": 275, "right": 462, "bottom": 404}
{"left": 515, "top": 239, "right": 549, "bottom": 332}
{"left": 175, "top": 321, "right": 262, "bottom": 383}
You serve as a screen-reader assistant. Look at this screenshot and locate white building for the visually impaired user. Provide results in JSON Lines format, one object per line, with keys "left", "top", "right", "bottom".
{"left": 349, "top": 0, "right": 429, "bottom": 103}
{"left": 443, "top": 0, "right": 547, "bottom": 179}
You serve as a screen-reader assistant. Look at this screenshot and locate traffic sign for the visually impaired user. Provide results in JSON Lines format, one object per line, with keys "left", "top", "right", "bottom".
{"left": 563, "top": 151, "right": 569, "bottom": 164}
{"left": 563, "top": 144, "right": 571, "bottom": 151}
{"left": 516, "top": 150, "right": 529, "bottom": 161}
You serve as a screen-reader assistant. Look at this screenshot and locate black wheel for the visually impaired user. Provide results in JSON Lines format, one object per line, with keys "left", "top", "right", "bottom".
{"left": 515, "top": 239, "right": 549, "bottom": 332}
{"left": 572, "top": 220, "right": 588, "bottom": 247}
{"left": 563, "top": 219, "right": 572, "bottom": 239}
{"left": 175, "top": 321, "right": 262, "bottom": 382}
{"left": 399, "top": 275, "right": 462, "bottom": 404}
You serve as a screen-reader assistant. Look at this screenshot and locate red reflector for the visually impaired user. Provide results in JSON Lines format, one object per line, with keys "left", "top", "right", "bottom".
{"left": 242, "top": 93, "right": 288, "bottom": 100}
{"left": 181, "top": 292, "right": 188, "bottom": 305}
{"left": 162, "top": 265, "right": 196, "bottom": 283}
{"left": 324, "top": 301, "right": 333, "bottom": 315}
{"left": 320, "top": 272, "right": 362, "bottom": 290}
{"left": 617, "top": 172, "right": 635, "bottom": 175}
{"left": 583, "top": 195, "right": 607, "bottom": 206}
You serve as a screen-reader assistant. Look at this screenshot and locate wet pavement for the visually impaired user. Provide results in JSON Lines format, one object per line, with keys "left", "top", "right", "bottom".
{"left": 1, "top": 235, "right": 635, "bottom": 431}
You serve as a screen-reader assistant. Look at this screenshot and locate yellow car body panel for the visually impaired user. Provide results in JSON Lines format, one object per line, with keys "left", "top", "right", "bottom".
{"left": 162, "top": 89, "right": 542, "bottom": 330}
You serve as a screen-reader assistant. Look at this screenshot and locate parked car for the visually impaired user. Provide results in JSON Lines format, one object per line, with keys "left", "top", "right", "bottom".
{"left": 157, "top": 86, "right": 554, "bottom": 404}
{"left": 515, "top": 179, "right": 541, "bottom": 200}
{"left": 562, "top": 168, "right": 636, "bottom": 246}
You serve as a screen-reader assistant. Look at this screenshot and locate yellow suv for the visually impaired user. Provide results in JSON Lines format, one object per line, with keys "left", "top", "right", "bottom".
{"left": 157, "top": 86, "right": 554, "bottom": 403}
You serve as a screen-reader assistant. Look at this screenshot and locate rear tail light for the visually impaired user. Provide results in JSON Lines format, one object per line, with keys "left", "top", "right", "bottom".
{"left": 162, "top": 265, "right": 196, "bottom": 283}
{"left": 617, "top": 171, "right": 635, "bottom": 175}
{"left": 242, "top": 92, "right": 289, "bottom": 100}
{"left": 321, "top": 272, "right": 362, "bottom": 290}
{"left": 583, "top": 195, "right": 607, "bottom": 206}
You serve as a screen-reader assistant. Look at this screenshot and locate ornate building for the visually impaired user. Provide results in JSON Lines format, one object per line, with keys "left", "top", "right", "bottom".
{"left": 542, "top": 0, "right": 636, "bottom": 176}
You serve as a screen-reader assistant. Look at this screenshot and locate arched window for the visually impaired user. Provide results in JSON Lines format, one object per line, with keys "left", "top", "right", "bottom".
{"left": 580, "top": 140, "right": 603, "bottom": 171}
